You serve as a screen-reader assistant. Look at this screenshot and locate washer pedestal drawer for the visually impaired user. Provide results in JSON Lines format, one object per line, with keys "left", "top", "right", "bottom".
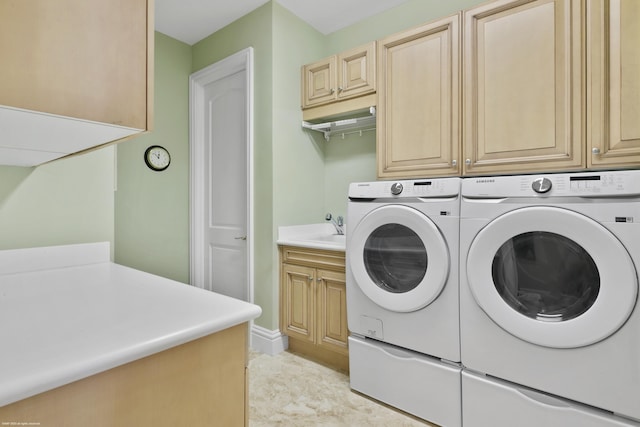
{"left": 349, "top": 335, "right": 461, "bottom": 427}
{"left": 462, "top": 371, "right": 640, "bottom": 427}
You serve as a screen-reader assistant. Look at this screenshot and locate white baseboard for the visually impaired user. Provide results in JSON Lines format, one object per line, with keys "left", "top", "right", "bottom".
{"left": 250, "top": 325, "right": 288, "bottom": 355}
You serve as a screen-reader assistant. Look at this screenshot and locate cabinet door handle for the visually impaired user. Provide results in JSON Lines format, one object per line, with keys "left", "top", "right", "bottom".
{"left": 234, "top": 236, "right": 247, "bottom": 240}
{"left": 592, "top": 147, "right": 601, "bottom": 155}
{"left": 338, "top": 86, "right": 343, "bottom": 92}
{"left": 329, "top": 88, "right": 335, "bottom": 94}
{"left": 452, "top": 159, "right": 457, "bottom": 167}
{"left": 465, "top": 159, "right": 471, "bottom": 166}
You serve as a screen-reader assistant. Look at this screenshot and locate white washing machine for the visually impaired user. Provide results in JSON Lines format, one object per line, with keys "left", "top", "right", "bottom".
{"left": 460, "top": 170, "right": 640, "bottom": 424}
{"left": 347, "top": 178, "right": 462, "bottom": 427}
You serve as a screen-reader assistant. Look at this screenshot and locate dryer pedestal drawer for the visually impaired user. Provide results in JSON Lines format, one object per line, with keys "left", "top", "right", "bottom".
{"left": 348, "top": 336, "right": 461, "bottom": 427}
{"left": 462, "top": 371, "right": 640, "bottom": 427}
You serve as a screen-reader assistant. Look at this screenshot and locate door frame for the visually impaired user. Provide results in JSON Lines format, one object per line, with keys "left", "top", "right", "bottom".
{"left": 189, "top": 47, "right": 254, "bottom": 304}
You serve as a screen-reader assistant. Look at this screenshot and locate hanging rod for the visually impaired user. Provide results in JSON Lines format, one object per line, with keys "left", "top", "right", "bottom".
{"left": 302, "top": 106, "right": 376, "bottom": 141}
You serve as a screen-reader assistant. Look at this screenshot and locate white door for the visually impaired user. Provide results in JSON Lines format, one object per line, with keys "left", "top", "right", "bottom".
{"left": 190, "top": 49, "right": 253, "bottom": 303}
{"left": 202, "top": 70, "right": 247, "bottom": 300}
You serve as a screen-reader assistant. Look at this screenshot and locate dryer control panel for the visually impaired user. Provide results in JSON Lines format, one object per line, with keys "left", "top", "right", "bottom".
{"left": 462, "top": 170, "right": 640, "bottom": 198}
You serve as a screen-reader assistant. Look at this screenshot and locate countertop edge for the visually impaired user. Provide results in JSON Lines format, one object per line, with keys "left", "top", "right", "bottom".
{"left": 0, "top": 259, "right": 262, "bottom": 408}
{"left": 1, "top": 305, "right": 261, "bottom": 407}
{"left": 276, "top": 238, "right": 345, "bottom": 252}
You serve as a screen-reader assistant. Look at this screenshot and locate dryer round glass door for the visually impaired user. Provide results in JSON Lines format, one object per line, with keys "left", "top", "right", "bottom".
{"left": 466, "top": 206, "right": 638, "bottom": 348}
{"left": 349, "top": 204, "right": 450, "bottom": 312}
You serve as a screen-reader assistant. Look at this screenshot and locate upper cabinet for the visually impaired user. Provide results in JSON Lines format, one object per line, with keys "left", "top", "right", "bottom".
{"left": 587, "top": 0, "right": 640, "bottom": 167}
{"left": 299, "top": 0, "right": 640, "bottom": 178}
{"left": 301, "top": 42, "right": 376, "bottom": 121}
{"left": 0, "top": 0, "right": 154, "bottom": 167}
{"left": 377, "top": 14, "right": 461, "bottom": 179}
{"left": 463, "top": 0, "right": 583, "bottom": 176}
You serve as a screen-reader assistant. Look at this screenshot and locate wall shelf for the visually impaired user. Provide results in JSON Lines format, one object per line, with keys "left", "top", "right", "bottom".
{"left": 302, "top": 107, "right": 376, "bottom": 141}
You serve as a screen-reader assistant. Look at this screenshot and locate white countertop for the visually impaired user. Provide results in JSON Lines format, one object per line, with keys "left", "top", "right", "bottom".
{"left": 0, "top": 242, "right": 262, "bottom": 407}
{"left": 277, "top": 223, "right": 346, "bottom": 251}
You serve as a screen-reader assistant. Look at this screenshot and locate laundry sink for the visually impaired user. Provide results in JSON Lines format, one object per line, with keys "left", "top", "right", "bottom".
{"left": 277, "top": 223, "right": 346, "bottom": 251}
{"left": 306, "top": 234, "right": 346, "bottom": 244}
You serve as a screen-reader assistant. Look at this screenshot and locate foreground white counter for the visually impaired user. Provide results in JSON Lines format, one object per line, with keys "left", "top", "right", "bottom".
{"left": 0, "top": 242, "right": 261, "bottom": 408}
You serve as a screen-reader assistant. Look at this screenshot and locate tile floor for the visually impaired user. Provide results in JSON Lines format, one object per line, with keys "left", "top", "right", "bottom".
{"left": 248, "top": 350, "right": 434, "bottom": 426}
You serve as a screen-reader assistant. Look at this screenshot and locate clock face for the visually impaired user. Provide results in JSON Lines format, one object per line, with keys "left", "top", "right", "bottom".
{"left": 144, "top": 145, "right": 171, "bottom": 171}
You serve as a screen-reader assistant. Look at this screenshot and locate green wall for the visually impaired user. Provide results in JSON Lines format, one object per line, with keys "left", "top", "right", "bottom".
{"left": 270, "top": 3, "right": 329, "bottom": 326}
{"left": 114, "top": 32, "right": 192, "bottom": 283}
{"left": 192, "top": 3, "right": 276, "bottom": 328}
{"left": 190, "top": 2, "right": 331, "bottom": 329}
{"left": 0, "top": 148, "right": 114, "bottom": 253}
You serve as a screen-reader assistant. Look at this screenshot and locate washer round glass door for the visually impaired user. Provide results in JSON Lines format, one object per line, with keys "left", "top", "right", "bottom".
{"left": 466, "top": 206, "right": 638, "bottom": 348}
{"left": 349, "top": 204, "right": 450, "bottom": 312}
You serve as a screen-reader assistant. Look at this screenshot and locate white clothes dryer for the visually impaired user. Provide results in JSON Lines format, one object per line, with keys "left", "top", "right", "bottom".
{"left": 460, "top": 170, "right": 640, "bottom": 422}
{"left": 347, "top": 178, "right": 462, "bottom": 427}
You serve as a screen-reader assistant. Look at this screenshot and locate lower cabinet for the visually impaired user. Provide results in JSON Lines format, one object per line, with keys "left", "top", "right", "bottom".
{"left": 279, "top": 245, "right": 348, "bottom": 372}
{"left": 0, "top": 324, "right": 249, "bottom": 427}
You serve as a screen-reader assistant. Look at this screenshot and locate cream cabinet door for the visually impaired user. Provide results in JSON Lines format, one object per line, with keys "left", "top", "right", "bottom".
{"left": 588, "top": 0, "right": 640, "bottom": 167}
{"left": 377, "top": 14, "right": 461, "bottom": 179}
{"left": 463, "top": 0, "right": 583, "bottom": 175}
{"left": 281, "top": 264, "right": 316, "bottom": 343}
{"left": 317, "top": 268, "right": 348, "bottom": 355}
{"left": 336, "top": 42, "right": 376, "bottom": 101}
{"left": 301, "top": 42, "right": 376, "bottom": 110}
{"left": 301, "top": 57, "right": 337, "bottom": 109}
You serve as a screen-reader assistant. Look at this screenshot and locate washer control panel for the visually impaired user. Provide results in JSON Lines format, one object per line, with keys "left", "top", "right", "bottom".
{"left": 462, "top": 170, "right": 640, "bottom": 198}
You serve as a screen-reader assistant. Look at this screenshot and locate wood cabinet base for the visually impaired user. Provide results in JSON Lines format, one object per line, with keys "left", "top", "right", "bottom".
{"left": 0, "top": 324, "right": 248, "bottom": 427}
{"left": 288, "top": 337, "right": 349, "bottom": 374}
{"left": 280, "top": 246, "right": 349, "bottom": 374}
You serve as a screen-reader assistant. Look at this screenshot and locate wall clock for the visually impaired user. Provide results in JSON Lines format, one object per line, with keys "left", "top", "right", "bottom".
{"left": 144, "top": 145, "right": 171, "bottom": 171}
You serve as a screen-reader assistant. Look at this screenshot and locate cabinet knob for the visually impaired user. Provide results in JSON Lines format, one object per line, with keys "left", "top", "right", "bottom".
{"left": 465, "top": 159, "right": 471, "bottom": 166}
{"left": 452, "top": 159, "right": 457, "bottom": 167}
{"left": 329, "top": 88, "right": 335, "bottom": 94}
{"left": 592, "top": 147, "right": 601, "bottom": 155}
{"left": 338, "top": 86, "right": 343, "bottom": 92}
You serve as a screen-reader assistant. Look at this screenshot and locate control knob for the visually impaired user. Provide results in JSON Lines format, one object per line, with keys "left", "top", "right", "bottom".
{"left": 390, "top": 182, "right": 403, "bottom": 195}
{"left": 532, "top": 177, "right": 552, "bottom": 193}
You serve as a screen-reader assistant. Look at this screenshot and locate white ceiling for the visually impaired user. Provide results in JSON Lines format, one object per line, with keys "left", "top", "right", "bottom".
{"left": 155, "top": 0, "right": 411, "bottom": 45}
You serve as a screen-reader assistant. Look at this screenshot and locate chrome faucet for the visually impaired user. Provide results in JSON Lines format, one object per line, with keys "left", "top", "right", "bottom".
{"left": 325, "top": 213, "right": 344, "bottom": 235}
